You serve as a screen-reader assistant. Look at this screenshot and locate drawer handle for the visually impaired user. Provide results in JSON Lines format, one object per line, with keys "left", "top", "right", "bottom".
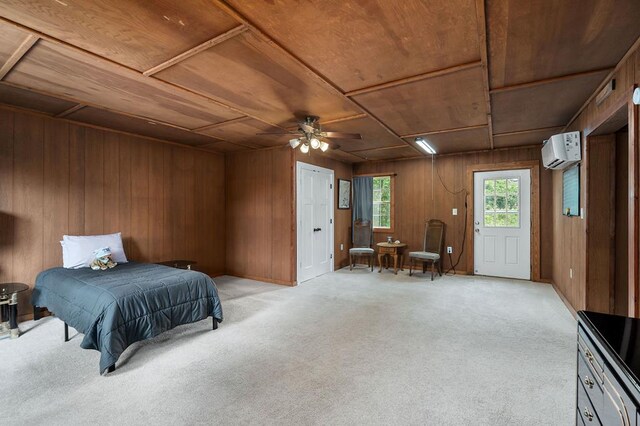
{"left": 585, "top": 350, "right": 594, "bottom": 361}
{"left": 583, "top": 376, "right": 594, "bottom": 389}
{"left": 583, "top": 407, "right": 594, "bottom": 421}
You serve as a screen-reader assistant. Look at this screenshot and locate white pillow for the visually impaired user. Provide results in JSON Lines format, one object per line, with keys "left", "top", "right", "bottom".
{"left": 61, "top": 232, "right": 128, "bottom": 269}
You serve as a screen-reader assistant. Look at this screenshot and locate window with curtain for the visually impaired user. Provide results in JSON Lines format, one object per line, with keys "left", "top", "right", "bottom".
{"left": 372, "top": 176, "right": 393, "bottom": 230}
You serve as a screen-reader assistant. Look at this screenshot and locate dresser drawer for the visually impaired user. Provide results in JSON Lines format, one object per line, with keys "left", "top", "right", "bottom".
{"left": 599, "top": 373, "right": 630, "bottom": 426}
{"left": 577, "top": 409, "right": 587, "bottom": 425}
{"left": 578, "top": 332, "right": 604, "bottom": 383}
{"left": 578, "top": 380, "right": 602, "bottom": 425}
{"left": 578, "top": 351, "right": 604, "bottom": 411}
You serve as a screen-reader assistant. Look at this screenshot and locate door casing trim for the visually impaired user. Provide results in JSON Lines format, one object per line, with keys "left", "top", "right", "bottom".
{"left": 466, "top": 161, "right": 541, "bottom": 282}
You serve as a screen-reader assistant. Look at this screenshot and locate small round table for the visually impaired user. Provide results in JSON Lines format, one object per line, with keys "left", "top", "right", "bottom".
{"left": 376, "top": 242, "right": 407, "bottom": 275}
{"left": 0, "top": 282, "right": 29, "bottom": 339}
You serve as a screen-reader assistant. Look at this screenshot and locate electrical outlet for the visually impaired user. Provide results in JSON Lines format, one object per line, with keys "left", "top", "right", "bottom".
{"left": 452, "top": 208, "right": 458, "bottom": 216}
{"left": 340, "top": 244, "right": 344, "bottom": 251}
{"left": 570, "top": 268, "right": 573, "bottom": 279}
{"left": 447, "top": 246, "right": 453, "bottom": 254}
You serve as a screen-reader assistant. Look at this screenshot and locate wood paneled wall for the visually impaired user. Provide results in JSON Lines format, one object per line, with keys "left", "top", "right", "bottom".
{"left": 225, "top": 148, "right": 353, "bottom": 285}
{"left": 0, "top": 108, "right": 226, "bottom": 318}
{"left": 586, "top": 135, "right": 616, "bottom": 314}
{"left": 553, "top": 45, "right": 640, "bottom": 313}
{"left": 354, "top": 147, "right": 554, "bottom": 279}
{"left": 225, "top": 147, "right": 295, "bottom": 285}
{"left": 615, "top": 130, "right": 629, "bottom": 315}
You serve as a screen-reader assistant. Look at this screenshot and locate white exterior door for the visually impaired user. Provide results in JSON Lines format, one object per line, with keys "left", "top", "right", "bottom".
{"left": 297, "top": 162, "right": 334, "bottom": 283}
{"left": 473, "top": 169, "right": 531, "bottom": 280}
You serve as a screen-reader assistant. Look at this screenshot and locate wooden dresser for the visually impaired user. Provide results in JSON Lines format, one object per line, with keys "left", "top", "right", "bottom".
{"left": 577, "top": 311, "right": 640, "bottom": 425}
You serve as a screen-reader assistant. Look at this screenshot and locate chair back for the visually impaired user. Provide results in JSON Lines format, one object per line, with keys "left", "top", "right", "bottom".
{"left": 353, "top": 219, "right": 373, "bottom": 248}
{"left": 423, "top": 219, "right": 445, "bottom": 254}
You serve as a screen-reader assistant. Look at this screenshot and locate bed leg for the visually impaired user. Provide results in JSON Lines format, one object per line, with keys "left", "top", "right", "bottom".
{"left": 212, "top": 317, "right": 218, "bottom": 330}
{"left": 33, "top": 305, "right": 41, "bottom": 321}
{"left": 64, "top": 322, "right": 69, "bottom": 342}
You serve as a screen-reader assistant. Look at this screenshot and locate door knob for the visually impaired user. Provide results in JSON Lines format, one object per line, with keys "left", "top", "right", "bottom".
{"left": 313, "top": 228, "right": 321, "bottom": 232}
{"left": 474, "top": 221, "right": 480, "bottom": 225}
{"left": 475, "top": 228, "right": 479, "bottom": 233}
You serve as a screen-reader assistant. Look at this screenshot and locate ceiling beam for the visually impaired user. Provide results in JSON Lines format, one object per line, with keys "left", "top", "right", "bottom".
{"left": 401, "top": 124, "right": 488, "bottom": 139}
{"left": 475, "top": 0, "right": 494, "bottom": 150}
{"left": 192, "top": 116, "right": 251, "bottom": 132}
{"left": 209, "top": 0, "right": 423, "bottom": 156}
{"left": 320, "top": 113, "right": 368, "bottom": 125}
{"left": 493, "top": 126, "right": 564, "bottom": 138}
{"left": 344, "top": 61, "right": 482, "bottom": 97}
{"left": 348, "top": 144, "right": 411, "bottom": 154}
{"left": 143, "top": 25, "right": 248, "bottom": 76}
{"left": 0, "top": 34, "right": 39, "bottom": 80}
{"left": 0, "top": 80, "right": 204, "bottom": 134}
{"left": 0, "top": 17, "right": 289, "bottom": 136}
{"left": 200, "top": 139, "right": 256, "bottom": 150}
{"left": 55, "top": 103, "right": 85, "bottom": 118}
{"left": 490, "top": 66, "right": 615, "bottom": 94}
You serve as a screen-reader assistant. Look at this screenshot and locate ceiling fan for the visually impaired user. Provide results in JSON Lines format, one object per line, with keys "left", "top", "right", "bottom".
{"left": 256, "top": 116, "right": 362, "bottom": 153}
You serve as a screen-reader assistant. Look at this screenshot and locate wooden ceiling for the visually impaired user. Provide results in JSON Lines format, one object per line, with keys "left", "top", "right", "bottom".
{"left": 0, "top": 0, "right": 638, "bottom": 161}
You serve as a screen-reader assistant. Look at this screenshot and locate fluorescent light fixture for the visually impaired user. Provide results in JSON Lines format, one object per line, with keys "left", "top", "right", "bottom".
{"left": 289, "top": 138, "right": 301, "bottom": 149}
{"left": 300, "top": 143, "right": 310, "bottom": 154}
{"left": 415, "top": 137, "right": 436, "bottom": 155}
{"left": 320, "top": 141, "right": 329, "bottom": 152}
{"left": 309, "top": 137, "right": 321, "bottom": 150}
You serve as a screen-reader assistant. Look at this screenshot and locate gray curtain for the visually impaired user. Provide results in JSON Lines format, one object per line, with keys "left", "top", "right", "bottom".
{"left": 352, "top": 176, "right": 373, "bottom": 226}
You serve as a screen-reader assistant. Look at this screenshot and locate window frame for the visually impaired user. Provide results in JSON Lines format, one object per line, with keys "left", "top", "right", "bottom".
{"left": 371, "top": 175, "right": 395, "bottom": 233}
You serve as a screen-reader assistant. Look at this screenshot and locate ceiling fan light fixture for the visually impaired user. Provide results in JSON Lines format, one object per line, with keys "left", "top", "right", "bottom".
{"left": 320, "top": 141, "right": 329, "bottom": 152}
{"left": 310, "top": 137, "right": 321, "bottom": 150}
{"left": 289, "top": 138, "right": 301, "bottom": 149}
{"left": 300, "top": 142, "right": 310, "bottom": 154}
{"left": 415, "top": 137, "right": 436, "bottom": 155}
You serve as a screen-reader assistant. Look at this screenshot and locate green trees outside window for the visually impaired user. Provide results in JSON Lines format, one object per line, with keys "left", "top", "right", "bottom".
{"left": 484, "top": 178, "right": 520, "bottom": 227}
{"left": 373, "top": 176, "right": 392, "bottom": 229}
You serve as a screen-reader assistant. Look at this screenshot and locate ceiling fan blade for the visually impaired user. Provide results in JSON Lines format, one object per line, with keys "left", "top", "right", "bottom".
{"left": 255, "top": 131, "right": 298, "bottom": 136}
{"left": 321, "top": 131, "right": 362, "bottom": 140}
{"left": 299, "top": 122, "right": 316, "bottom": 133}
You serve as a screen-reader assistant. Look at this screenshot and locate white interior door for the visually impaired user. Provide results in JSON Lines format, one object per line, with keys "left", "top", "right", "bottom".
{"left": 473, "top": 169, "right": 531, "bottom": 280}
{"left": 297, "top": 162, "right": 334, "bottom": 283}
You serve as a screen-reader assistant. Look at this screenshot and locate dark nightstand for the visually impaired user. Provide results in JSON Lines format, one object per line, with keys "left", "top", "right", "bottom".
{"left": 157, "top": 260, "right": 197, "bottom": 270}
{"left": 0, "top": 283, "right": 29, "bottom": 339}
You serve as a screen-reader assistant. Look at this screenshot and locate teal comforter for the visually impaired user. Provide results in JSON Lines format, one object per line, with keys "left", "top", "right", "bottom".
{"left": 32, "top": 262, "right": 223, "bottom": 373}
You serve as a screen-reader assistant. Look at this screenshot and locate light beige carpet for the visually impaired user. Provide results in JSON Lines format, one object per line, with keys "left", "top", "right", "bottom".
{"left": 0, "top": 268, "right": 576, "bottom": 425}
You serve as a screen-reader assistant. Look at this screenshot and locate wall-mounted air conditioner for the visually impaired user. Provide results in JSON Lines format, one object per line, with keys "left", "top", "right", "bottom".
{"left": 541, "top": 131, "right": 581, "bottom": 170}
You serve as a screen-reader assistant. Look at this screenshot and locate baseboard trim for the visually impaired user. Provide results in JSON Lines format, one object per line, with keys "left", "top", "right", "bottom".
{"left": 225, "top": 273, "right": 296, "bottom": 287}
{"left": 550, "top": 281, "right": 577, "bottom": 319}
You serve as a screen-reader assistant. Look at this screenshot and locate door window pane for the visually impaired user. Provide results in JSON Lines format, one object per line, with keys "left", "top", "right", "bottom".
{"left": 483, "top": 177, "right": 520, "bottom": 228}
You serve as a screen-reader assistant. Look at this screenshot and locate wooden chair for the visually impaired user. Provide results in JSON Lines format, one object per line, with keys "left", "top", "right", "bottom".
{"left": 349, "top": 219, "right": 375, "bottom": 271}
{"left": 409, "top": 219, "right": 445, "bottom": 281}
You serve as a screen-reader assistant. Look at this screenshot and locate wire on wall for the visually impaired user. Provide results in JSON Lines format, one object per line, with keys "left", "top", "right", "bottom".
{"left": 432, "top": 157, "right": 468, "bottom": 275}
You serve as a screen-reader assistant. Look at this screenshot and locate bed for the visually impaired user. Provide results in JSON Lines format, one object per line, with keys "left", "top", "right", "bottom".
{"left": 31, "top": 262, "right": 223, "bottom": 374}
